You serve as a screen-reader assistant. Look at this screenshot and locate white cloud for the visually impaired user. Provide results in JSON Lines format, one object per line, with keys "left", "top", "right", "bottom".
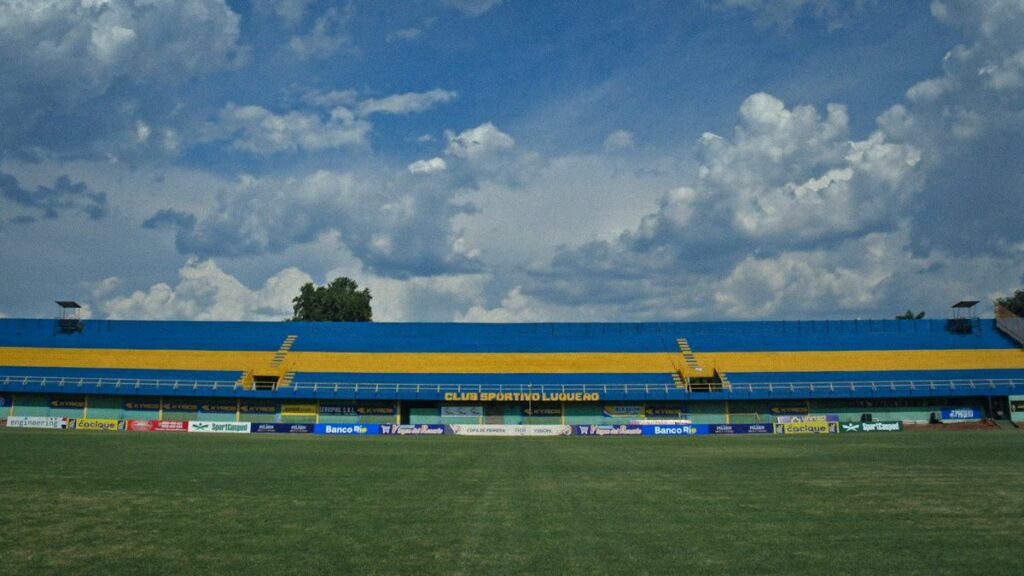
{"left": 442, "top": 0, "right": 504, "bottom": 17}
{"left": 287, "top": 6, "right": 353, "bottom": 60}
{"left": 445, "top": 123, "right": 515, "bottom": 160}
{"left": 208, "top": 103, "right": 370, "bottom": 154}
{"left": 603, "top": 130, "right": 635, "bottom": 152}
{"left": 0, "top": 0, "right": 244, "bottom": 155}
{"left": 358, "top": 89, "right": 457, "bottom": 116}
{"left": 84, "top": 276, "right": 122, "bottom": 299}
{"left": 102, "top": 259, "right": 313, "bottom": 321}
{"left": 408, "top": 157, "right": 448, "bottom": 174}
{"left": 254, "top": 0, "right": 312, "bottom": 28}
{"left": 715, "top": 0, "right": 867, "bottom": 29}
{"left": 456, "top": 287, "right": 548, "bottom": 322}
{"left": 153, "top": 170, "right": 480, "bottom": 278}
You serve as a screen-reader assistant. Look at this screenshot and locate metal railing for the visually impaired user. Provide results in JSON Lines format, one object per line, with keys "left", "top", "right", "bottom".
{"left": 2, "top": 374, "right": 1023, "bottom": 396}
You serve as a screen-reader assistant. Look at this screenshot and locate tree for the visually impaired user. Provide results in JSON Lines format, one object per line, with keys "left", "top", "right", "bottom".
{"left": 895, "top": 310, "right": 926, "bottom": 320}
{"left": 291, "top": 277, "right": 372, "bottom": 322}
{"left": 995, "top": 289, "right": 1024, "bottom": 316}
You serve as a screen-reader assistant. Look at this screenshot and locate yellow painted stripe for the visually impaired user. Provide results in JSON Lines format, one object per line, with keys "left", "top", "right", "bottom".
{"left": 695, "top": 349, "right": 1024, "bottom": 373}
{"left": 1, "top": 347, "right": 1022, "bottom": 375}
{"left": 291, "top": 352, "right": 677, "bottom": 373}
{"left": 0, "top": 347, "right": 271, "bottom": 371}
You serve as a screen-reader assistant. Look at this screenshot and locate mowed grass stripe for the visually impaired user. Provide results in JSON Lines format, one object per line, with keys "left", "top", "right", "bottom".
{"left": 0, "top": 430, "right": 1022, "bottom": 575}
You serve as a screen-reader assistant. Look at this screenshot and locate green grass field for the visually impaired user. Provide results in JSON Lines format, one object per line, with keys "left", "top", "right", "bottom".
{"left": 1, "top": 429, "right": 1022, "bottom": 575}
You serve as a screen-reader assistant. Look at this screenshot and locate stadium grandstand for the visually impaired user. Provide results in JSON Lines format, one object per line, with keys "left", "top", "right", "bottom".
{"left": 2, "top": 308, "right": 1024, "bottom": 427}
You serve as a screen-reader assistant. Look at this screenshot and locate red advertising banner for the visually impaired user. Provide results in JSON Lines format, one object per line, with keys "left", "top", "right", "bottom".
{"left": 127, "top": 419, "right": 189, "bottom": 432}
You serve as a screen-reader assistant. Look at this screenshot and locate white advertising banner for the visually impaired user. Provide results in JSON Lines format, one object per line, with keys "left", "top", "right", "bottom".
{"left": 6, "top": 416, "right": 67, "bottom": 429}
{"left": 187, "top": 421, "right": 251, "bottom": 434}
{"left": 448, "top": 424, "right": 572, "bottom": 436}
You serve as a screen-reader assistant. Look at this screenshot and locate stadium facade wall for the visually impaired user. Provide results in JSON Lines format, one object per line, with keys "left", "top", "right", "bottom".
{"left": 2, "top": 318, "right": 1022, "bottom": 425}
{"left": 0, "top": 392, "right": 989, "bottom": 426}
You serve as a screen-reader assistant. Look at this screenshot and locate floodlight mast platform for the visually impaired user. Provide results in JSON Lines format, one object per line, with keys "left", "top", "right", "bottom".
{"left": 947, "top": 300, "right": 980, "bottom": 334}
{"left": 56, "top": 301, "right": 83, "bottom": 334}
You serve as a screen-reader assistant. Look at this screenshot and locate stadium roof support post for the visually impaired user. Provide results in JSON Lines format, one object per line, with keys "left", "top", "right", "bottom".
{"left": 55, "top": 301, "right": 83, "bottom": 334}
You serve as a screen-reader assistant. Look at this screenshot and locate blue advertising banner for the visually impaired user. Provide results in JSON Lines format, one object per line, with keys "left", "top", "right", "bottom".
{"left": 707, "top": 423, "right": 773, "bottom": 434}
{"left": 314, "top": 423, "right": 381, "bottom": 435}
{"left": 251, "top": 423, "right": 315, "bottom": 434}
{"left": 379, "top": 424, "right": 446, "bottom": 435}
{"left": 640, "top": 424, "right": 705, "bottom": 436}
{"left": 574, "top": 425, "right": 644, "bottom": 436}
{"left": 940, "top": 407, "right": 983, "bottom": 420}
{"left": 0, "top": 395, "right": 9, "bottom": 408}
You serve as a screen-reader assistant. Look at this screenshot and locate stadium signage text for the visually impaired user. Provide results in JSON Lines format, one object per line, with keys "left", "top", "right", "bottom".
{"left": 251, "top": 423, "right": 315, "bottom": 434}
{"left": 775, "top": 421, "right": 837, "bottom": 435}
{"left": 379, "top": 424, "right": 446, "bottom": 435}
{"left": 188, "top": 421, "right": 251, "bottom": 434}
{"left": 644, "top": 425, "right": 698, "bottom": 436}
{"left": 574, "top": 425, "right": 643, "bottom": 436}
{"left": 68, "top": 418, "right": 126, "bottom": 432}
{"left": 940, "top": 407, "right": 982, "bottom": 421}
{"left": 708, "top": 424, "right": 773, "bottom": 434}
{"left": 6, "top": 416, "right": 67, "bottom": 429}
{"left": 127, "top": 419, "right": 188, "bottom": 432}
{"left": 448, "top": 424, "right": 572, "bottom": 436}
{"left": 314, "top": 423, "right": 380, "bottom": 435}
{"left": 443, "top": 392, "right": 600, "bottom": 402}
{"left": 840, "top": 421, "right": 902, "bottom": 433}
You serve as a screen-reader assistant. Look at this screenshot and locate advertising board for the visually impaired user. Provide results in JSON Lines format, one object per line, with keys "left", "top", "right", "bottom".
{"left": 447, "top": 424, "right": 572, "bottom": 436}
{"left": 707, "top": 423, "right": 773, "bottom": 434}
{"left": 49, "top": 397, "right": 85, "bottom": 409}
{"left": 940, "top": 407, "right": 983, "bottom": 421}
{"left": 68, "top": 418, "right": 126, "bottom": 432}
{"left": 239, "top": 403, "right": 277, "bottom": 415}
{"left": 524, "top": 405, "right": 562, "bottom": 417}
{"left": 319, "top": 403, "right": 395, "bottom": 416}
{"left": 776, "top": 415, "right": 838, "bottom": 424}
{"left": 379, "top": 424, "right": 446, "bottom": 435}
{"left": 187, "top": 421, "right": 251, "bottom": 434}
{"left": 127, "top": 419, "right": 188, "bottom": 432}
{"left": 774, "top": 421, "right": 838, "bottom": 434}
{"left": 250, "top": 423, "right": 315, "bottom": 434}
{"left": 5, "top": 416, "right": 67, "bottom": 429}
{"left": 281, "top": 404, "right": 317, "bottom": 417}
{"left": 314, "top": 423, "right": 380, "bottom": 435}
{"left": 839, "top": 421, "right": 902, "bottom": 433}
{"left": 644, "top": 406, "right": 683, "bottom": 418}
{"left": 640, "top": 424, "right": 702, "bottom": 436}
{"left": 123, "top": 400, "right": 160, "bottom": 411}
{"left": 603, "top": 405, "right": 642, "bottom": 418}
{"left": 198, "top": 401, "right": 236, "bottom": 414}
{"left": 573, "top": 425, "right": 643, "bottom": 436}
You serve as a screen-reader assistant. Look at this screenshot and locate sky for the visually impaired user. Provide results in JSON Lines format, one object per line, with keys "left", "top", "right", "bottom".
{"left": 1, "top": 0, "right": 1022, "bottom": 323}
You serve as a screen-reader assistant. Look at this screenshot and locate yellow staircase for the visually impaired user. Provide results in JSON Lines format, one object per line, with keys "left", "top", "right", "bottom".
{"left": 672, "top": 337, "right": 731, "bottom": 393}
{"left": 241, "top": 335, "right": 298, "bottom": 391}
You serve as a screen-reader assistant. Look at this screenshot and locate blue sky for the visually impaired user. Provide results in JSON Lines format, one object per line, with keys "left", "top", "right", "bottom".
{"left": 1, "top": 0, "right": 1021, "bottom": 322}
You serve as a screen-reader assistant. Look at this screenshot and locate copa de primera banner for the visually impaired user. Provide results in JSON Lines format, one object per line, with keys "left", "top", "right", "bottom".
{"left": 448, "top": 424, "right": 572, "bottom": 436}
